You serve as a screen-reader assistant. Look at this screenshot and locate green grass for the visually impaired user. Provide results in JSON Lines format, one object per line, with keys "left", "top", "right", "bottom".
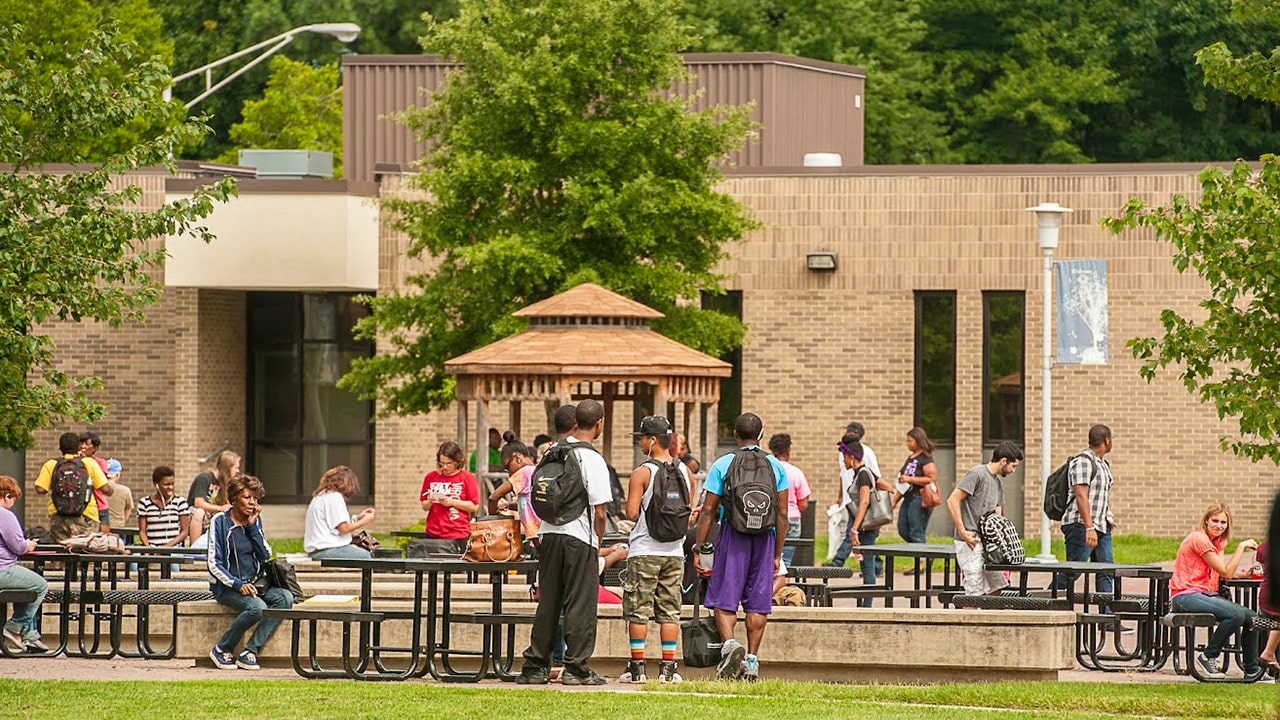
{"left": 815, "top": 533, "right": 1184, "bottom": 568}
{"left": 269, "top": 533, "right": 398, "bottom": 557}
{"left": 4, "top": 679, "right": 1276, "bottom": 720}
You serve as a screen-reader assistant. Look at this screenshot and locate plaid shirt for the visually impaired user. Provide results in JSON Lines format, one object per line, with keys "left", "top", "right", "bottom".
{"left": 1060, "top": 448, "right": 1114, "bottom": 533}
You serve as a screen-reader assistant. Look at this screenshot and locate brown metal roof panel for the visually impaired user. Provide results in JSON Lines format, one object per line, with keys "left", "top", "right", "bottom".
{"left": 511, "top": 283, "right": 664, "bottom": 318}
{"left": 445, "top": 327, "right": 731, "bottom": 375}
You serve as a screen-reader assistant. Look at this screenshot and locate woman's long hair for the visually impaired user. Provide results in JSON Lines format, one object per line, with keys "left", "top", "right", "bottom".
{"left": 1197, "top": 502, "right": 1234, "bottom": 546}
{"left": 907, "top": 427, "right": 936, "bottom": 455}
{"left": 314, "top": 465, "right": 360, "bottom": 498}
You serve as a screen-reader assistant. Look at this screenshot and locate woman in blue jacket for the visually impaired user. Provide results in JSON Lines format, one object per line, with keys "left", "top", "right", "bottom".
{"left": 206, "top": 474, "right": 292, "bottom": 670}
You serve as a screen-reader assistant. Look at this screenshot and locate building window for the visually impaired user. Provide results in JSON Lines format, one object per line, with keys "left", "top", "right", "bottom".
{"left": 983, "top": 292, "right": 1025, "bottom": 445}
{"left": 247, "top": 293, "right": 374, "bottom": 503}
{"left": 914, "top": 291, "right": 956, "bottom": 443}
{"left": 701, "top": 290, "right": 743, "bottom": 444}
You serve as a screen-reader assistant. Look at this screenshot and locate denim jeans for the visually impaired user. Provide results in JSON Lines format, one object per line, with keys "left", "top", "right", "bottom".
{"left": 213, "top": 585, "right": 293, "bottom": 654}
{"left": 896, "top": 491, "right": 931, "bottom": 544}
{"left": 1054, "top": 522, "right": 1114, "bottom": 594}
{"left": 782, "top": 518, "right": 802, "bottom": 566}
{"left": 855, "top": 527, "right": 881, "bottom": 607}
{"left": 309, "top": 544, "right": 372, "bottom": 561}
{"left": 1172, "top": 591, "right": 1259, "bottom": 671}
{"left": 0, "top": 564, "right": 48, "bottom": 640}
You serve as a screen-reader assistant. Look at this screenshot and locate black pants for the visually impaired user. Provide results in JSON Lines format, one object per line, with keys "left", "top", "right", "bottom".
{"left": 523, "top": 533, "right": 598, "bottom": 676}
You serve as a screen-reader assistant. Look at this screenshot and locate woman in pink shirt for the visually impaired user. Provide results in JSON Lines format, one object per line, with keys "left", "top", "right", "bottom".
{"left": 1169, "top": 503, "right": 1260, "bottom": 678}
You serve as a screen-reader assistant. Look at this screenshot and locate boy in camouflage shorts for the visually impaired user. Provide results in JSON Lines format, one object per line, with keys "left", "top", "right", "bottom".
{"left": 620, "top": 416, "right": 692, "bottom": 683}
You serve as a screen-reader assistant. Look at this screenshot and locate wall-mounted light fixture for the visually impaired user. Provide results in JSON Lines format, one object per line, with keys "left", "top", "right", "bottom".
{"left": 806, "top": 251, "right": 838, "bottom": 272}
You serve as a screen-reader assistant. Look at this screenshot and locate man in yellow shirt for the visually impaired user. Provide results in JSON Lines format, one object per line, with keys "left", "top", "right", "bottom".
{"left": 35, "top": 432, "right": 112, "bottom": 542}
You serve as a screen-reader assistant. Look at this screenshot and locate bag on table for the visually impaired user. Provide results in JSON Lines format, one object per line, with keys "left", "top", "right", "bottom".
{"left": 60, "top": 532, "right": 127, "bottom": 554}
{"left": 351, "top": 530, "right": 381, "bottom": 553}
{"left": 463, "top": 515, "right": 523, "bottom": 562}
{"left": 681, "top": 582, "right": 722, "bottom": 667}
{"left": 920, "top": 481, "right": 943, "bottom": 510}
{"left": 977, "top": 511, "right": 1025, "bottom": 565}
{"left": 253, "top": 558, "right": 305, "bottom": 602}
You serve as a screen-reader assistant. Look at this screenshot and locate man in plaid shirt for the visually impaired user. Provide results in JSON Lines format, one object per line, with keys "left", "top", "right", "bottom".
{"left": 1055, "top": 425, "right": 1116, "bottom": 593}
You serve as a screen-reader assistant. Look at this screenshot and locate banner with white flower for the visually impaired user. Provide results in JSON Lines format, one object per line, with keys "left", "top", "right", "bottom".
{"left": 1056, "top": 259, "right": 1109, "bottom": 365}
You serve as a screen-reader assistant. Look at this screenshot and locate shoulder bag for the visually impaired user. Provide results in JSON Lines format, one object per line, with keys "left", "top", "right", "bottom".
{"left": 463, "top": 515, "right": 523, "bottom": 562}
{"left": 680, "top": 579, "right": 722, "bottom": 667}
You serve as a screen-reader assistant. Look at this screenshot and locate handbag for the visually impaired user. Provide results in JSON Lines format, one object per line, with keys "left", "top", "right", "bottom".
{"left": 253, "top": 558, "right": 305, "bottom": 602}
{"left": 60, "top": 532, "right": 127, "bottom": 554}
{"left": 463, "top": 515, "right": 523, "bottom": 562}
{"left": 861, "top": 489, "right": 894, "bottom": 530}
{"left": 351, "top": 530, "right": 381, "bottom": 553}
{"left": 681, "top": 583, "right": 722, "bottom": 667}
{"left": 920, "top": 481, "right": 943, "bottom": 510}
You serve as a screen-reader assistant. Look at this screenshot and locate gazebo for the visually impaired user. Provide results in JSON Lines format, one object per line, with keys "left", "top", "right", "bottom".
{"left": 444, "top": 283, "right": 732, "bottom": 481}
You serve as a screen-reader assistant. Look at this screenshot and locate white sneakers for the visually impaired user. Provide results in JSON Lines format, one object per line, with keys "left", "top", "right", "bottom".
{"left": 716, "top": 638, "right": 746, "bottom": 680}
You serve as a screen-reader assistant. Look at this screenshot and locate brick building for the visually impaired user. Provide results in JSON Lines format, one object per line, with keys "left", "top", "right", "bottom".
{"left": 15, "top": 54, "right": 1277, "bottom": 540}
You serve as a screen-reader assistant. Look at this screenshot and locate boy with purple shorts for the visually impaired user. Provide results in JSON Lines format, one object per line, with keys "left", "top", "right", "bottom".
{"left": 693, "top": 412, "right": 789, "bottom": 680}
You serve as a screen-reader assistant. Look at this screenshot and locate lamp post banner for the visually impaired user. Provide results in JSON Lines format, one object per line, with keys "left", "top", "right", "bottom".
{"left": 1056, "top": 259, "right": 1109, "bottom": 365}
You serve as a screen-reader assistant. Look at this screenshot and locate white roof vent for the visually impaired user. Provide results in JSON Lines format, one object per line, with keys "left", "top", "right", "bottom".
{"left": 237, "top": 149, "right": 334, "bottom": 179}
{"left": 803, "top": 152, "right": 842, "bottom": 168}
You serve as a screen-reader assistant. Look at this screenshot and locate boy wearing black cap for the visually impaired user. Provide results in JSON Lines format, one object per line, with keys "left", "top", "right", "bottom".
{"left": 619, "top": 416, "right": 691, "bottom": 684}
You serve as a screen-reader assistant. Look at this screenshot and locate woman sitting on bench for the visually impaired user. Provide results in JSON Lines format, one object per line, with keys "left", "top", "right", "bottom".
{"left": 1170, "top": 503, "right": 1259, "bottom": 679}
{"left": 0, "top": 475, "right": 48, "bottom": 654}
{"left": 304, "top": 465, "right": 376, "bottom": 560}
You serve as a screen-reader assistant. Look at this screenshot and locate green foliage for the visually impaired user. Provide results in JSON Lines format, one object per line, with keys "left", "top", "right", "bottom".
{"left": 217, "top": 56, "right": 344, "bottom": 177}
{"left": 681, "top": 0, "right": 957, "bottom": 164}
{"left": 1104, "top": 157, "right": 1280, "bottom": 462}
{"left": 341, "top": 0, "right": 757, "bottom": 417}
{"left": 0, "top": 23, "right": 234, "bottom": 450}
{"left": 0, "top": 0, "right": 184, "bottom": 161}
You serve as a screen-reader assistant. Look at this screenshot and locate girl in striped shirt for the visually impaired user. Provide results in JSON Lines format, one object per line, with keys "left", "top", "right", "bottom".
{"left": 138, "top": 466, "right": 191, "bottom": 547}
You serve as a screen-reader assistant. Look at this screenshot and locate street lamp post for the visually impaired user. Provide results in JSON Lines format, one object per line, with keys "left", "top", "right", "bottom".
{"left": 1026, "top": 201, "right": 1073, "bottom": 562}
{"left": 165, "top": 22, "right": 361, "bottom": 108}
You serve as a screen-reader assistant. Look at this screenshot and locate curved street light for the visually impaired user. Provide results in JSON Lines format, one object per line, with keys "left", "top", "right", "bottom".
{"left": 166, "top": 22, "right": 361, "bottom": 109}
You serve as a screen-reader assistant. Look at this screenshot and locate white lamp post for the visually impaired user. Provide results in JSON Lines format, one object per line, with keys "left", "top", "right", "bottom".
{"left": 1026, "top": 201, "right": 1072, "bottom": 562}
{"left": 165, "top": 22, "right": 361, "bottom": 108}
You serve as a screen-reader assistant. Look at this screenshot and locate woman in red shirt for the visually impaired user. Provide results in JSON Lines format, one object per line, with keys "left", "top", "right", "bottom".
{"left": 418, "top": 441, "right": 480, "bottom": 555}
{"left": 1169, "top": 503, "right": 1260, "bottom": 679}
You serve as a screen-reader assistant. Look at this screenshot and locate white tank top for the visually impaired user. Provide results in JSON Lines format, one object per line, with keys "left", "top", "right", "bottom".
{"left": 627, "top": 461, "right": 690, "bottom": 558}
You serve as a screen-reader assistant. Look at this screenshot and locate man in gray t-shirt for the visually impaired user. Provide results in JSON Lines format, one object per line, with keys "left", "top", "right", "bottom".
{"left": 945, "top": 441, "right": 1023, "bottom": 595}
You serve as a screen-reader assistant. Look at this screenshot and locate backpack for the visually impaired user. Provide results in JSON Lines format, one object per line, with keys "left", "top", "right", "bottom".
{"left": 643, "top": 460, "right": 691, "bottom": 543}
{"left": 978, "top": 511, "right": 1025, "bottom": 565}
{"left": 722, "top": 448, "right": 778, "bottom": 535}
{"left": 1042, "top": 454, "right": 1096, "bottom": 522}
{"left": 50, "top": 457, "right": 92, "bottom": 517}
{"left": 529, "top": 441, "right": 600, "bottom": 525}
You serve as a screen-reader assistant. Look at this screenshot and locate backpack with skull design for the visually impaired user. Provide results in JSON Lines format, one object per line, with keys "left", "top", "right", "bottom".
{"left": 722, "top": 447, "right": 778, "bottom": 535}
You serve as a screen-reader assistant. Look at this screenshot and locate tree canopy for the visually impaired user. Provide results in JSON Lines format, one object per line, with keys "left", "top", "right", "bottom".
{"left": 339, "top": 0, "right": 757, "bottom": 416}
{"left": 1103, "top": 0, "right": 1280, "bottom": 463}
{"left": 0, "top": 23, "right": 233, "bottom": 450}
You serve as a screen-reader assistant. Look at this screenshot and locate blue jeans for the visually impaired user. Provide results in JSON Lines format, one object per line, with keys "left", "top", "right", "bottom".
{"left": 1172, "top": 591, "right": 1259, "bottom": 671}
{"left": 896, "top": 491, "right": 931, "bottom": 544}
{"left": 782, "top": 518, "right": 802, "bottom": 566}
{"left": 213, "top": 586, "right": 293, "bottom": 654}
{"left": 856, "top": 527, "right": 881, "bottom": 607}
{"left": 0, "top": 564, "right": 48, "bottom": 640}
{"left": 309, "top": 544, "right": 372, "bottom": 561}
{"left": 1055, "top": 522, "right": 1113, "bottom": 594}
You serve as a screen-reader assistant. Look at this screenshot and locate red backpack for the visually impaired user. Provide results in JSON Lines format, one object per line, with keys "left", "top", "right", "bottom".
{"left": 50, "top": 457, "right": 92, "bottom": 517}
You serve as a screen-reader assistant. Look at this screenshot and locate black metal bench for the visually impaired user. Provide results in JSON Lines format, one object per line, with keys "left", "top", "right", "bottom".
{"left": 0, "top": 590, "right": 38, "bottom": 657}
{"left": 1161, "top": 612, "right": 1266, "bottom": 683}
{"left": 105, "top": 589, "right": 214, "bottom": 659}
{"left": 946, "top": 593, "right": 1071, "bottom": 611}
{"left": 262, "top": 607, "right": 388, "bottom": 680}
{"left": 446, "top": 611, "right": 537, "bottom": 682}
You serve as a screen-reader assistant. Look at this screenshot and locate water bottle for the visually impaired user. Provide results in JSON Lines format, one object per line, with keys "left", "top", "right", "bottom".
{"left": 697, "top": 542, "right": 715, "bottom": 576}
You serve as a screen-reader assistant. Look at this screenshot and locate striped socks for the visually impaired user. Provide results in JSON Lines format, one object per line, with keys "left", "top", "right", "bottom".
{"left": 630, "top": 638, "right": 645, "bottom": 660}
{"left": 661, "top": 640, "right": 676, "bottom": 662}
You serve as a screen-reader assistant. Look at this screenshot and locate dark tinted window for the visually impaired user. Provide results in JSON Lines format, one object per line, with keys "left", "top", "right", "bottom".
{"left": 984, "top": 292, "right": 1025, "bottom": 444}
{"left": 914, "top": 292, "right": 956, "bottom": 443}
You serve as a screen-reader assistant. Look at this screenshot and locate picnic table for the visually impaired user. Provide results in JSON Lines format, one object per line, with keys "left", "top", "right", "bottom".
{"left": 305, "top": 556, "right": 538, "bottom": 682}
{"left": 844, "top": 543, "right": 962, "bottom": 607}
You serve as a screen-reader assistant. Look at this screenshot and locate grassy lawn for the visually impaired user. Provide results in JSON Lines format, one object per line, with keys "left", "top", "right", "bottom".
{"left": 4, "top": 679, "right": 1276, "bottom": 720}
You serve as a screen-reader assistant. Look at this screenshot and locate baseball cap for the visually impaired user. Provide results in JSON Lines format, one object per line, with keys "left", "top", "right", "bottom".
{"left": 106, "top": 458, "right": 122, "bottom": 477}
{"left": 632, "top": 415, "right": 673, "bottom": 437}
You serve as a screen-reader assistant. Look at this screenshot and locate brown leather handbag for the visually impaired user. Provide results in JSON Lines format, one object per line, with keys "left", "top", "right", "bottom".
{"left": 463, "top": 515, "right": 523, "bottom": 562}
{"left": 920, "top": 481, "right": 943, "bottom": 510}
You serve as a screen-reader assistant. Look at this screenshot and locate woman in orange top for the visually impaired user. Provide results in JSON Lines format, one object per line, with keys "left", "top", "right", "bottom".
{"left": 1169, "top": 503, "right": 1260, "bottom": 678}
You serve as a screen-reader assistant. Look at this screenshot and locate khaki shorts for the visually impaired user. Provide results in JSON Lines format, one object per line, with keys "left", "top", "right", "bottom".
{"left": 49, "top": 514, "right": 97, "bottom": 543}
{"left": 621, "top": 555, "right": 684, "bottom": 625}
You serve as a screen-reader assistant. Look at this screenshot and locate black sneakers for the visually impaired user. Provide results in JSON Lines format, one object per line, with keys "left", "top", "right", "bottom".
{"left": 561, "top": 670, "right": 607, "bottom": 686}
{"left": 516, "top": 667, "right": 550, "bottom": 685}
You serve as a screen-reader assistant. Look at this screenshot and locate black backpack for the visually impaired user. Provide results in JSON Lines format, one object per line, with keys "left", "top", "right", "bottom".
{"left": 722, "top": 448, "right": 778, "bottom": 535}
{"left": 643, "top": 460, "right": 691, "bottom": 543}
{"left": 529, "top": 441, "right": 600, "bottom": 525}
{"left": 50, "top": 457, "right": 92, "bottom": 517}
{"left": 978, "top": 511, "right": 1026, "bottom": 565}
{"left": 1042, "top": 454, "right": 1095, "bottom": 522}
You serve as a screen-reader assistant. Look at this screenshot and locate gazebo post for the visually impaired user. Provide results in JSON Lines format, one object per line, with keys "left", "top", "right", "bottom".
{"left": 704, "top": 401, "right": 719, "bottom": 469}
{"left": 457, "top": 399, "right": 469, "bottom": 450}
{"left": 683, "top": 402, "right": 694, "bottom": 442}
{"left": 653, "top": 380, "right": 668, "bottom": 423}
{"left": 510, "top": 401, "right": 521, "bottom": 441}
{"left": 602, "top": 382, "right": 615, "bottom": 463}
{"left": 475, "top": 397, "right": 489, "bottom": 486}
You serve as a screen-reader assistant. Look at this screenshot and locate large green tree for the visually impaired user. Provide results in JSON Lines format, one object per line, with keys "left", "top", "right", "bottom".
{"left": 1103, "top": 0, "right": 1280, "bottom": 463}
{"left": 217, "top": 57, "right": 344, "bottom": 176}
{"left": 340, "top": 0, "right": 757, "bottom": 416}
{"left": 0, "top": 23, "right": 233, "bottom": 449}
